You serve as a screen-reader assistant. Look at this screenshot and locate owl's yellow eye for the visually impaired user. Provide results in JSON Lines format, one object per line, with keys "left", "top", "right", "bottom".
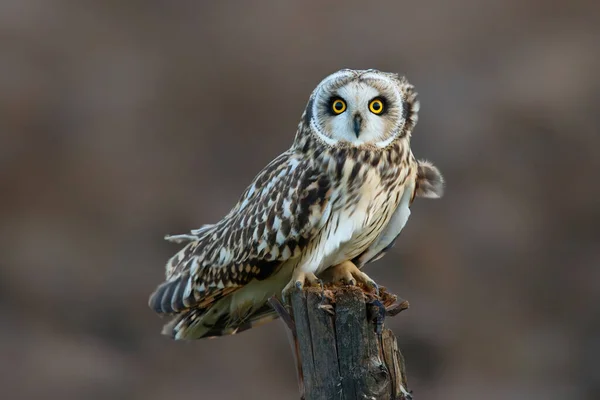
{"left": 331, "top": 99, "right": 347, "bottom": 114}
{"left": 369, "top": 98, "right": 385, "bottom": 115}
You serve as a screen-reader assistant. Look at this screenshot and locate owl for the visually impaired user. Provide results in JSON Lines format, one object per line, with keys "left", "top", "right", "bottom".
{"left": 148, "top": 69, "right": 444, "bottom": 340}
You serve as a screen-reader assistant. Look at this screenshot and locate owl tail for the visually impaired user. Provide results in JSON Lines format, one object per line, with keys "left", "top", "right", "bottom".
{"left": 153, "top": 260, "right": 293, "bottom": 340}
{"left": 161, "top": 297, "right": 279, "bottom": 340}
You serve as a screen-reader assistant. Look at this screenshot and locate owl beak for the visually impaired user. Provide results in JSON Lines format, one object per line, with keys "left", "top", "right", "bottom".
{"left": 353, "top": 114, "right": 363, "bottom": 137}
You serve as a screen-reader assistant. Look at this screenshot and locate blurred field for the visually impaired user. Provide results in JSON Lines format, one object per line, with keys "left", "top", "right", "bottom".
{"left": 1, "top": 1, "right": 599, "bottom": 399}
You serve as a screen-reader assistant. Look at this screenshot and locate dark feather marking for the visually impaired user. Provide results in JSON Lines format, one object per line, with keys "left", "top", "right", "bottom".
{"left": 302, "top": 137, "right": 312, "bottom": 153}
{"left": 280, "top": 218, "right": 291, "bottom": 236}
{"left": 304, "top": 97, "right": 314, "bottom": 124}
{"left": 267, "top": 231, "right": 278, "bottom": 251}
{"left": 286, "top": 240, "right": 296, "bottom": 257}
{"left": 334, "top": 214, "right": 341, "bottom": 231}
{"left": 348, "top": 147, "right": 358, "bottom": 159}
{"left": 301, "top": 188, "right": 320, "bottom": 211}
{"left": 266, "top": 211, "right": 275, "bottom": 230}
{"left": 254, "top": 259, "right": 283, "bottom": 280}
{"left": 335, "top": 158, "right": 345, "bottom": 180}
{"left": 348, "top": 162, "right": 361, "bottom": 184}
{"left": 256, "top": 222, "right": 265, "bottom": 238}
{"left": 399, "top": 100, "right": 414, "bottom": 139}
{"left": 370, "top": 152, "right": 381, "bottom": 167}
{"left": 402, "top": 100, "right": 409, "bottom": 120}
{"left": 297, "top": 236, "right": 309, "bottom": 249}
{"left": 335, "top": 150, "right": 346, "bottom": 180}
{"left": 362, "top": 150, "right": 371, "bottom": 164}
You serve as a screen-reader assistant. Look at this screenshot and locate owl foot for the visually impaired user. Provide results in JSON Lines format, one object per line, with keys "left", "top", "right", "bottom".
{"left": 330, "top": 260, "right": 380, "bottom": 295}
{"left": 282, "top": 270, "right": 320, "bottom": 300}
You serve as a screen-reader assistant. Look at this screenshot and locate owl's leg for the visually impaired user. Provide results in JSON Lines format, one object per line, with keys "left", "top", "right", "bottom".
{"left": 282, "top": 269, "right": 320, "bottom": 298}
{"left": 329, "top": 260, "right": 379, "bottom": 294}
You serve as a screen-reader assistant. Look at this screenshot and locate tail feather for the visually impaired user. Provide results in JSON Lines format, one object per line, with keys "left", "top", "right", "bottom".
{"left": 148, "top": 275, "right": 193, "bottom": 314}
{"left": 162, "top": 300, "right": 278, "bottom": 340}
{"left": 151, "top": 255, "right": 293, "bottom": 340}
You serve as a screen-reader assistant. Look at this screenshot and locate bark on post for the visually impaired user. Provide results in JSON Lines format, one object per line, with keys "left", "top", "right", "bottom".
{"left": 280, "top": 286, "right": 411, "bottom": 400}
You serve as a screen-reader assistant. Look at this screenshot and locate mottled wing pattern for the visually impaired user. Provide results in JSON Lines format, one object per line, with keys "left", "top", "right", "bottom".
{"left": 148, "top": 151, "right": 333, "bottom": 315}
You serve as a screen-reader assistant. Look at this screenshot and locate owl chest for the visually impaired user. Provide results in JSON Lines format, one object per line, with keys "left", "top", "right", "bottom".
{"left": 315, "top": 169, "right": 404, "bottom": 272}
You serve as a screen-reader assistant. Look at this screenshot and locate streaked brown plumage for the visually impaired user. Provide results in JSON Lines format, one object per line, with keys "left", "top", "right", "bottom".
{"left": 148, "top": 69, "right": 444, "bottom": 340}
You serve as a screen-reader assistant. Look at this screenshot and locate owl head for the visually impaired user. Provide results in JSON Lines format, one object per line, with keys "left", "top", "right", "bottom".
{"left": 300, "top": 69, "right": 419, "bottom": 148}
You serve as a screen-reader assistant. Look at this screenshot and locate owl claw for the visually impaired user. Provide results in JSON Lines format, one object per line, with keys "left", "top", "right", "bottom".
{"left": 282, "top": 270, "right": 320, "bottom": 300}
{"left": 367, "top": 279, "right": 380, "bottom": 297}
{"left": 329, "top": 260, "right": 380, "bottom": 295}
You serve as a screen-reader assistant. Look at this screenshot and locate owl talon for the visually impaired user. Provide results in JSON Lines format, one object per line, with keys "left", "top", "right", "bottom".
{"left": 282, "top": 270, "right": 319, "bottom": 299}
{"left": 367, "top": 279, "right": 380, "bottom": 297}
{"left": 330, "top": 260, "right": 379, "bottom": 295}
{"left": 317, "top": 279, "right": 327, "bottom": 306}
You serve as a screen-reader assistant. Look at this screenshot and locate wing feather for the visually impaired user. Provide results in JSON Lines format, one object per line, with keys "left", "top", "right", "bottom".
{"left": 149, "top": 151, "right": 332, "bottom": 315}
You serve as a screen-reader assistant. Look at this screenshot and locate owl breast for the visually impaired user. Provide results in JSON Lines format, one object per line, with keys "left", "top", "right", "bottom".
{"left": 312, "top": 154, "right": 411, "bottom": 275}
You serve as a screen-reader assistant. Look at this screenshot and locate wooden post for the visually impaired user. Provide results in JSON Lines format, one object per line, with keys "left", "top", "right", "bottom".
{"left": 272, "top": 286, "right": 411, "bottom": 400}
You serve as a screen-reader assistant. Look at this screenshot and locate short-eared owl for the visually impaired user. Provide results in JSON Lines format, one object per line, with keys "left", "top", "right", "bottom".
{"left": 149, "top": 69, "right": 444, "bottom": 340}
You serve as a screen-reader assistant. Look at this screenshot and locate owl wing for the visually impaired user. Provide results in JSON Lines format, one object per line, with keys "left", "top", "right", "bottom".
{"left": 149, "top": 151, "right": 333, "bottom": 315}
{"left": 413, "top": 160, "right": 445, "bottom": 200}
{"left": 353, "top": 159, "right": 444, "bottom": 267}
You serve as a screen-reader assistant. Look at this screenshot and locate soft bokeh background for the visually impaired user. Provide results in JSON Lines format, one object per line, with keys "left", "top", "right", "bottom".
{"left": 2, "top": 1, "right": 599, "bottom": 399}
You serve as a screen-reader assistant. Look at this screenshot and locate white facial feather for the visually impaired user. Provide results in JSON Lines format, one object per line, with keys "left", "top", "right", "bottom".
{"left": 329, "top": 84, "right": 385, "bottom": 144}
{"left": 309, "top": 70, "right": 406, "bottom": 147}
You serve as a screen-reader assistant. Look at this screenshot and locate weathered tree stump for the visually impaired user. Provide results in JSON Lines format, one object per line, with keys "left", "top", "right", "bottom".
{"left": 271, "top": 286, "right": 411, "bottom": 400}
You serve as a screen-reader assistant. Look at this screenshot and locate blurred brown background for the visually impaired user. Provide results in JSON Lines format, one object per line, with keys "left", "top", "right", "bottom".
{"left": 1, "top": 1, "right": 599, "bottom": 399}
